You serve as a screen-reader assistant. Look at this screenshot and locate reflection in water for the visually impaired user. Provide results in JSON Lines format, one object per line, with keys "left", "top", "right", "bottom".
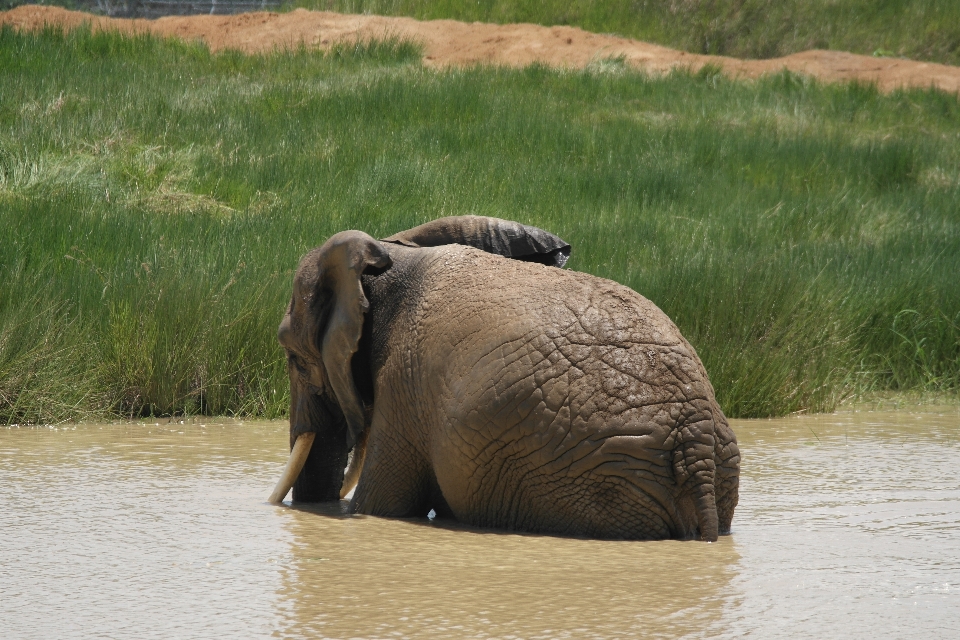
{"left": 277, "top": 505, "right": 738, "bottom": 638}
{"left": 1, "top": 408, "right": 959, "bottom": 638}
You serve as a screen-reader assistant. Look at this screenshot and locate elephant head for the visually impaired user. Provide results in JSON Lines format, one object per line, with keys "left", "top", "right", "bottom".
{"left": 269, "top": 216, "right": 571, "bottom": 504}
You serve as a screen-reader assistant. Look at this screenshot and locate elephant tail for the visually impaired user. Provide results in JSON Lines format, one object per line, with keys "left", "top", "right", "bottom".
{"left": 691, "top": 472, "right": 719, "bottom": 542}
{"left": 673, "top": 406, "right": 720, "bottom": 542}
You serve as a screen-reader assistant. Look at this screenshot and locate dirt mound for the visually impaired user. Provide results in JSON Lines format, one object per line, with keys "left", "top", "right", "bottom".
{"left": 4, "top": 5, "right": 960, "bottom": 93}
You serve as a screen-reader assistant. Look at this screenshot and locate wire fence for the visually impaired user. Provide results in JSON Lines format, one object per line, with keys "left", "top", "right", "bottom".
{"left": 6, "top": 1, "right": 283, "bottom": 18}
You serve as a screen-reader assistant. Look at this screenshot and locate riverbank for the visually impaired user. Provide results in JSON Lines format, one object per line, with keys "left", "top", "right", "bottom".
{"left": 1, "top": 24, "right": 959, "bottom": 424}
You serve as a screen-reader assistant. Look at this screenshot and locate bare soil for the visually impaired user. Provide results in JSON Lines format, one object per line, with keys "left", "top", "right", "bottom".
{"left": 4, "top": 5, "right": 960, "bottom": 93}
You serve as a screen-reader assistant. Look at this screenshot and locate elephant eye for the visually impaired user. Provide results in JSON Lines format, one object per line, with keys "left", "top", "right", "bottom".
{"left": 288, "top": 353, "right": 308, "bottom": 375}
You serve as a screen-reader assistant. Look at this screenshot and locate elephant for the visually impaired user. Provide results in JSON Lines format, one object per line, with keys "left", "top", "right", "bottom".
{"left": 269, "top": 216, "right": 739, "bottom": 541}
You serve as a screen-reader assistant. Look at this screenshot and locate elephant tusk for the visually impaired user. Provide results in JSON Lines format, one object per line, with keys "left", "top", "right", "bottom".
{"left": 339, "top": 466, "right": 359, "bottom": 499}
{"left": 339, "top": 428, "right": 368, "bottom": 499}
{"left": 339, "top": 448, "right": 363, "bottom": 499}
{"left": 268, "top": 432, "right": 316, "bottom": 504}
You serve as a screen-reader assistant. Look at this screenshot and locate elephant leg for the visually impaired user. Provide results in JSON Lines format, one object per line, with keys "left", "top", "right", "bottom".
{"left": 427, "top": 480, "right": 456, "bottom": 519}
{"left": 349, "top": 421, "right": 436, "bottom": 518}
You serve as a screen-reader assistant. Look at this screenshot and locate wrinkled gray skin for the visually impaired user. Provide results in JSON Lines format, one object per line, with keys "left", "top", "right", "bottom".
{"left": 277, "top": 216, "right": 739, "bottom": 540}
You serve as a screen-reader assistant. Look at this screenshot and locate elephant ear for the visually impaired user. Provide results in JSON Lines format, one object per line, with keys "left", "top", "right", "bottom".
{"left": 313, "top": 230, "right": 392, "bottom": 449}
{"left": 381, "top": 215, "right": 571, "bottom": 267}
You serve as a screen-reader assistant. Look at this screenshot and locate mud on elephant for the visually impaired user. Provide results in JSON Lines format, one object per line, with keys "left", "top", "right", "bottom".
{"left": 269, "top": 216, "right": 739, "bottom": 541}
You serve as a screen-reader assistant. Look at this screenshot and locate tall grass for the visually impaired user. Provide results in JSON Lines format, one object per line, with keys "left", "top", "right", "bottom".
{"left": 1, "top": 26, "right": 958, "bottom": 423}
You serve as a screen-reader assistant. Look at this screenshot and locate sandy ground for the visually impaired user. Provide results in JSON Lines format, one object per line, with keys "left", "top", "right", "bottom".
{"left": 4, "top": 5, "right": 960, "bottom": 93}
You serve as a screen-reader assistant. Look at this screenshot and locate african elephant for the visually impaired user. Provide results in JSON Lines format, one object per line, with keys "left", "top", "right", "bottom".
{"left": 269, "top": 216, "right": 739, "bottom": 541}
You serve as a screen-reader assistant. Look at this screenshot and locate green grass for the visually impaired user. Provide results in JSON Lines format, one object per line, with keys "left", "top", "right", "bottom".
{"left": 2, "top": 26, "right": 959, "bottom": 424}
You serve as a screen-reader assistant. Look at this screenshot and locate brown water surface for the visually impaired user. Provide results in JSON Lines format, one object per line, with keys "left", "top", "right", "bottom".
{"left": 2, "top": 408, "right": 959, "bottom": 638}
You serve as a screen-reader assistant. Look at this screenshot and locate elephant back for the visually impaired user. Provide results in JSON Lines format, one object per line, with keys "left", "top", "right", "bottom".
{"left": 391, "top": 246, "right": 737, "bottom": 540}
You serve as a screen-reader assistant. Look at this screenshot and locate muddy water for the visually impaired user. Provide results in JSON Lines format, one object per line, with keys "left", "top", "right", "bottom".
{"left": 2, "top": 408, "right": 959, "bottom": 638}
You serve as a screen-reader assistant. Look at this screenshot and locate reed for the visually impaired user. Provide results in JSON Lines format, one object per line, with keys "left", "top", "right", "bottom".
{"left": 1, "top": 26, "right": 958, "bottom": 423}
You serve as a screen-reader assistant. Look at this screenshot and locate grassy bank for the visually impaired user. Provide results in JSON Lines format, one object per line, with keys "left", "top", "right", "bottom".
{"left": 292, "top": 0, "right": 960, "bottom": 66}
{"left": 2, "top": 26, "right": 959, "bottom": 424}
